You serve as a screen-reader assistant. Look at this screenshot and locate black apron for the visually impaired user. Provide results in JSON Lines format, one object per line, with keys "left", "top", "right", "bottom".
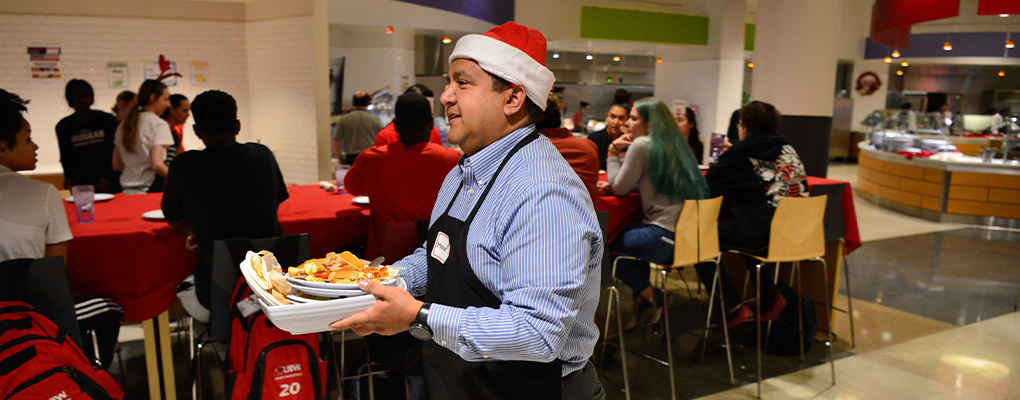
{"left": 422, "top": 132, "right": 563, "bottom": 400}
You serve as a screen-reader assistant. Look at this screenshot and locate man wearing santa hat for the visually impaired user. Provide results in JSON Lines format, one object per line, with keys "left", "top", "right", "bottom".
{"left": 332, "top": 22, "right": 605, "bottom": 399}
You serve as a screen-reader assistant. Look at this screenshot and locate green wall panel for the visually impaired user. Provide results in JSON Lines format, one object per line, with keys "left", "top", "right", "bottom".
{"left": 745, "top": 23, "right": 756, "bottom": 51}
{"left": 580, "top": 6, "right": 709, "bottom": 46}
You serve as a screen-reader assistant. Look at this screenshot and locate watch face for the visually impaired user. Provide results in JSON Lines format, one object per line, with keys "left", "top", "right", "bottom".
{"left": 409, "top": 324, "right": 432, "bottom": 341}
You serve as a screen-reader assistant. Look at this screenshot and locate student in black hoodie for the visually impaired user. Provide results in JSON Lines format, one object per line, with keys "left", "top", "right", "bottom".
{"left": 695, "top": 101, "right": 809, "bottom": 328}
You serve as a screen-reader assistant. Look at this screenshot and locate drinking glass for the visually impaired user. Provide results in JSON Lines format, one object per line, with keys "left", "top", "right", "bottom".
{"left": 71, "top": 185, "right": 95, "bottom": 223}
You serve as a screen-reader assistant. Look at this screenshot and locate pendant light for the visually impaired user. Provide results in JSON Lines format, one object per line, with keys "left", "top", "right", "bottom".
{"left": 896, "top": 70, "right": 904, "bottom": 76}
{"left": 442, "top": 36, "right": 452, "bottom": 44}
{"left": 386, "top": 26, "right": 394, "bottom": 34}
{"left": 999, "top": 70, "right": 1006, "bottom": 77}
{"left": 1008, "top": 40, "right": 1016, "bottom": 49}
{"left": 943, "top": 41, "right": 953, "bottom": 51}
{"left": 656, "top": 57, "right": 663, "bottom": 63}
{"left": 892, "top": 49, "right": 901, "bottom": 58}
{"left": 613, "top": 56, "right": 621, "bottom": 62}
{"left": 901, "top": 61, "right": 909, "bottom": 67}
{"left": 748, "top": 62, "right": 755, "bottom": 68}
{"left": 884, "top": 56, "right": 893, "bottom": 63}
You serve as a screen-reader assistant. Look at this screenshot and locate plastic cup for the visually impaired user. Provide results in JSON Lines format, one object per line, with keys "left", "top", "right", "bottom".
{"left": 334, "top": 164, "right": 350, "bottom": 191}
{"left": 981, "top": 147, "right": 997, "bottom": 163}
{"left": 71, "top": 185, "right": 95, "bottom": 223}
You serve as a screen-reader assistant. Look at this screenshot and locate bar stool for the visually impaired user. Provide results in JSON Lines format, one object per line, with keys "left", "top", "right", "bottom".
{"left": 728, "top": 195, "right": 834, "bottom": 399}
{"left": 611, "top": 197, "right": 728, "bottom": 400}
{"left": 810, "top": 183, "right": 856, "bottom": 348}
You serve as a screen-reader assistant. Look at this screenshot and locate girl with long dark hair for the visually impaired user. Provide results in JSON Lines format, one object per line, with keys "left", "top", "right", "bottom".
{"left": 112, "top": 80, "right": 174, "bottom": 194}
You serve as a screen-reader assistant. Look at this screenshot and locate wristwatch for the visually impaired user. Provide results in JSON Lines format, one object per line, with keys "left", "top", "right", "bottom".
{"left": 408, "top": 302, "right": 432, "bottom": 341}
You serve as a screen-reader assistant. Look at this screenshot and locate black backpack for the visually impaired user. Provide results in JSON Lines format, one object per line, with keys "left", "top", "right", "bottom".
{"left": 762, "top": 285, "right": 817, "bottom": 356}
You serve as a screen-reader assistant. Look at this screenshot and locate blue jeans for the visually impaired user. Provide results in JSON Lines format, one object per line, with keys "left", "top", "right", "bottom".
{"left": 610, "top": 221, "right": 672, "bottom": 297}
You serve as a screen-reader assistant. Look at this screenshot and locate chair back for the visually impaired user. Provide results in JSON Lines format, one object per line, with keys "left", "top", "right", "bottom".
{"left": 810, "top": 184, "right": 847, "bottom": 241}
{"left": 671, "top": 197, "right": 723, "bottom": 267}
{"left": 209, "top": 233, "right": 310, "bottom": 342}
{"left": 766, "top": 196, "right": 827, "bottom": 262}
{"left": 379, "top": 221, "right": 428, "bottom": 263}
{"left": 0, "top": 257, "right": 85, "bottom": 351}
{"left": 596, "top": 210, "right": 612, "bottom": 290}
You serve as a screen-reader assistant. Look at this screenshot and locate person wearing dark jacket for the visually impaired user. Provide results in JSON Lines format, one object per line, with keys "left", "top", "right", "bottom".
{"left": 696, "top": 101, "right": 809, "bottom": 328}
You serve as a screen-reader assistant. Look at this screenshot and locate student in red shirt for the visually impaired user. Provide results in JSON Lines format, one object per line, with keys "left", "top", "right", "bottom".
{"left": 346, "top": 92, "right": 461, "bottom": 259}
{"left": 373, "top": 84, "right": 443, "bottom": 147}
{"left": 536, "top": 94, "right": 600, "bottom": 208}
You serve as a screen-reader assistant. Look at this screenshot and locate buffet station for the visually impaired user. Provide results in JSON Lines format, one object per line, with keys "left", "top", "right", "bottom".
{"left": 857, "top": 129, "right": 1020, "bottom": 227}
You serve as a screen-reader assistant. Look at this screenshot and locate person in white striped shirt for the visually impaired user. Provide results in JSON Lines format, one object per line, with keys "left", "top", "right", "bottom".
{"left": 331, "top": 22, "right": 605, "bottom": 400}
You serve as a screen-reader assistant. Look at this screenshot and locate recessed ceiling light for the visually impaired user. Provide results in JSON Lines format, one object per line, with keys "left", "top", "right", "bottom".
{"left": 552, "top": 53, "right": 560, "bottom": 59}
{"left": 613, "top": 56, "right": 621, "bottom": 62}
{"left": 586, "top": 54, "right": 593, "bottom": 61}
{"left": 1000, "top": 14, "right": 1010, "bottom": 17}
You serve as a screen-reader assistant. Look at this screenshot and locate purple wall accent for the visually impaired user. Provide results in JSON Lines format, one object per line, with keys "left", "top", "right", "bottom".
{"left": 394, "top": 0, "right": 514, "bottom": 26}
{"left": 865, "top": 32, "right": 1020, "bottom": 59}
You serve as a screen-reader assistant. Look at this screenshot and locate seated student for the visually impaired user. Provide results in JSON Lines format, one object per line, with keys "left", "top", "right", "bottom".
{"left": 56, "top": 79, "right": 121, "bottom": 193}
{"left": 587, "top": 102, "right": 630, "bottom": 170}
{"left": 345, "top": 92, "right": 460, "bottom": 260}
{"left": 161, "top": 90, "right": 289, "bottom": 322}
{"left": 695, "top": 101, "right": 809, "bottom": 328}
{"left": 675, "top": 106, "right": 704, "bottom": 165}
{"left": 0, "top": 88, "right": 74, "bottom": 263}
{"left": 112, "top": 80, "right": 174, "bottom": 194}
{"left": 535, "top": 93, "right": 600, "bottom": 207}
{"left": 605, "top": 98, "right": 708, "bottom": 332}
{"left": 373, "top": 84, "right": 443, "bottom": 147}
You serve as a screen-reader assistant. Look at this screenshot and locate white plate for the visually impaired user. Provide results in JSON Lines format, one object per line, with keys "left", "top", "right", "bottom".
{"left": 64, "top": 193, "right": 115, "bottom": 203}
{"left": 698, "top": 165, "right": 709, "bottom": 171}
{"left": 290, "top": 284, "right": 368, "bottom": 298}
{"left": 286, "top": 270, "right": 398, "bottom": 290}
{"left": 352, "top": 196, "right": 370, "bottom": 205}
{"left": 142, "top": 210, "right": 165, "bottom": 220}
{"left": 258, "top": 278, "right": 407, "bottom": 334}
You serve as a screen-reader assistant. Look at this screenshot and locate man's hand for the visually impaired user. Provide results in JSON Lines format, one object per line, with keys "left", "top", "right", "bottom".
{"left": 329, "top": 280, "right": 422, "bottom": 336}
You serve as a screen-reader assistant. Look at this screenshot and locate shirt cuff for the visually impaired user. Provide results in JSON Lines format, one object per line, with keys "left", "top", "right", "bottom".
{"left": 427, "top": 303, "right": 463, "bottom": 353}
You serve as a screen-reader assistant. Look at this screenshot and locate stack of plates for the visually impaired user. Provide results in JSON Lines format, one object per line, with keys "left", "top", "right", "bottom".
{"left": 259, "top": 278, "right": 407, "bottom": 335}
{"left": 285, "top": 272, "right": 400, "bottom": 303}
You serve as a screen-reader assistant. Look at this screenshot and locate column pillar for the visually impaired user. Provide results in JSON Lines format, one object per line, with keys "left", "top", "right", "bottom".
{"left": 750, "top": 0, "right": 840, "bottom": 177}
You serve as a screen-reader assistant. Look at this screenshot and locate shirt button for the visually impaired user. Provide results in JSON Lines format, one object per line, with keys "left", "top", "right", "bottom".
{"left": 468, "top": 188, "right": 475, "bottom": 194}
{"left": 483, "top": 354, "right": 489, "bottom": 359}
{"left": 441, "top": 340, "right": 447, "bottom": 345}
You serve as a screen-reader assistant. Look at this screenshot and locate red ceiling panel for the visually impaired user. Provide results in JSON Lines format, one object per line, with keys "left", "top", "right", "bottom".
{"left": 977, "top": 0, "right": 1020, "bottom": 15}
{"left": 871, "top": 0, "right": 961, "bottom": 48}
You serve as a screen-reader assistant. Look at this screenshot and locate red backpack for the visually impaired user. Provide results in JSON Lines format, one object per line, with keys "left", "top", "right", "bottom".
{"left": 0, "top": 301, "right": 123, "bottom": 400}
{"left": 227, "top": 280, "right": 327, "bottom": 400}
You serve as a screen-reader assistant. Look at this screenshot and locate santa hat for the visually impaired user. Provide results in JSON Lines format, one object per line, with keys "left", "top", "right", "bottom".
{"left": 449, "top": 22, "right": 556, "bottom": 111}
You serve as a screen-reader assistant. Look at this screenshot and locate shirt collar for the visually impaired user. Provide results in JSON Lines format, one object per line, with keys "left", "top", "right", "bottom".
{"left": 0, "top": 165, "right": 13, "bottom": 175}
{"left": 458, "top": 124, "right": 535, "bottom": 188}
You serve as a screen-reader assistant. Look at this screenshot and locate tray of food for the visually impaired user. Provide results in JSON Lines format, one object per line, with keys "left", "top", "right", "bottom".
{"left": 239, "top": 250, "right": 405, "bottom": 334}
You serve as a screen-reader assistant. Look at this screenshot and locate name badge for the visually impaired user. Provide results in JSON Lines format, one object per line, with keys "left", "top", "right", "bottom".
{"left": 431, "top": 232, "right": 451, "bottom": 264}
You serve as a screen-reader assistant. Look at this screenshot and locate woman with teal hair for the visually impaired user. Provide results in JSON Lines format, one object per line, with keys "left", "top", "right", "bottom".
{"left": 605, "top": 97, "right": 708, "bottom": 332}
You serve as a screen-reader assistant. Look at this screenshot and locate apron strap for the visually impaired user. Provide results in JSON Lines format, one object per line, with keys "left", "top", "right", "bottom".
{"left": 464, "top": 131, "right": 540, "bottom": 224}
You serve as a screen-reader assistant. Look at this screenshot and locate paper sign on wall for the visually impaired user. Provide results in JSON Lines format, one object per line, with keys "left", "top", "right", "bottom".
{"left": 190, "top": 62, "right": 210, "bottom": 86}
{"left": 672, "top": 100, "right": 687, "bottom": 116}
{"left": 144, "top": 61, "right": 177, "bottom": 86}
{"left": 28, "top": 47, "right": 61, "bottom": 81}
{"left": 107, "top": 62, "right": 128, "bottom": 89}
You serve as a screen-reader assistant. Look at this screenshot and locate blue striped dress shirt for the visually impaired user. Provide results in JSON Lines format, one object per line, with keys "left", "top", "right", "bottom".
{"left": 394, "top": 125, "right": 603, "bottom": 377}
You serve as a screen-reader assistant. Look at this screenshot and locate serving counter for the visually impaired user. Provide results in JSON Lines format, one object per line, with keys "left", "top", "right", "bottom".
{"left": 856, "top": 143, "right": 1020, "bottom": 227}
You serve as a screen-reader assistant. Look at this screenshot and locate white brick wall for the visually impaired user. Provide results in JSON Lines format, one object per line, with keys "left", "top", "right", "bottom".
{"left": 247, "top": 16, "right": 318, "bottom": 184}
{"left": 0, "top": 14, "right": 251, "bottom": 174}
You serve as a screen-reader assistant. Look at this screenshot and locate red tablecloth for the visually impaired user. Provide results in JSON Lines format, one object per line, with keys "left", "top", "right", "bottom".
{"left": 595, "top": 174, "right": 861, "bottom": 254}
{"left": 63, "top": 185, "right": 370, "bottom": 322}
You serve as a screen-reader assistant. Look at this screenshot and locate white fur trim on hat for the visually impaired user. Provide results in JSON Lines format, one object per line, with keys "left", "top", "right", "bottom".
{"left": 449, "top": 34, "right": 555, "bottom": 111}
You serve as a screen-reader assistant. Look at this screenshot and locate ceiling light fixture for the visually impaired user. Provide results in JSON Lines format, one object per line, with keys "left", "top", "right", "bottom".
{"left": 1001, "top": 14, "right": 1010, "bottom": 17}
{"left": 552, "top": 53, "right": 560, "bottom": 59}
{"left": 586, "top": 54, "right": 593, "bottom": 61}
{"left": 613, "top": 56, "right": 621, "bottom": 62}
{"left": 656, "top": 57, "right": 663, "bottom": 63}
{"left": 884, "top": 56, "right": 892, "bottom": 63}
{"left": 386, "top": 26, "right": 394, "bottom": 34}
{"left": 892, "top": 49, "right": 901, "bottom": 58}
{"left": 896, "top": 70, "right": 904, "bottom": 76}
{"left": 943, "top": 41, "right": 953, "bottom": 51}
{"left": 442, "top": 36, "right": 451, "bottom": 44}
{"left": 748, "top": 62, "right": 755, "bottom": 68}
{"left": 1008, "top": 40, "right": 1016, "bottom": 49}
{"left": 901, "top": 61, "right": 909, "bottom": 67}
{"left": 999, "top": 70, "right": 1006, "bottom": 76}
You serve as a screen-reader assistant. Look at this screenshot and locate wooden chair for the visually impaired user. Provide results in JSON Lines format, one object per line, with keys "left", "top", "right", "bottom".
{"left": 611, "top": 197, "right": 727, "bottom": 400}
{"left": 728, "top": 195, "right": 834, "bottom": 399}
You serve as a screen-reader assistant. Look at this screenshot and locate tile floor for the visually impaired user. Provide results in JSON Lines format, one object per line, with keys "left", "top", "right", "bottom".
{"left": 105, "top": 163, "right": 1020, "bottom": 400}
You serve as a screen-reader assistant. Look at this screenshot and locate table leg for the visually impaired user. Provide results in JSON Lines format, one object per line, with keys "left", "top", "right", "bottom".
{"left": 142, "top": 311, "right": 178, "bottom": 400}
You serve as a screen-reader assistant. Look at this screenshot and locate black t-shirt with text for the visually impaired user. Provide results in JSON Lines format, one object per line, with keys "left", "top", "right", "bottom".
{"left": 55, "top": 111, "right": 119, "bottom": 188}
{"left": 161, "top": 142, "right": 289, "bottom": 307}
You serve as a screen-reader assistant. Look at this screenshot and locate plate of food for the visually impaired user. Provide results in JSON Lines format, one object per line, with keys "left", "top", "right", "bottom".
{"left": 351, "top": 196, "right": 370, "bottom": 205}
{"left": 286, "top": 251, "right": 399, "bottom": 290}
{"left": 289, "top": 285, "right": 364, "bottom": 298}
{"left": 64, "top": 193, "right": 115, "bottom": 203}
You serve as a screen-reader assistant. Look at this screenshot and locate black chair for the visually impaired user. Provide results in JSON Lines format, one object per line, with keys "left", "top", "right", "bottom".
{"left": 192, "top": 233, "right": 311, "bottom": 400}
{"left": 0, "top": 257, "right": 85, "bottom": 351}
{"left": 810, "top": 183, "right": 856, "bottom": 348}
{"left": 594, "top": 210, "right": 631, "bottom": 400}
